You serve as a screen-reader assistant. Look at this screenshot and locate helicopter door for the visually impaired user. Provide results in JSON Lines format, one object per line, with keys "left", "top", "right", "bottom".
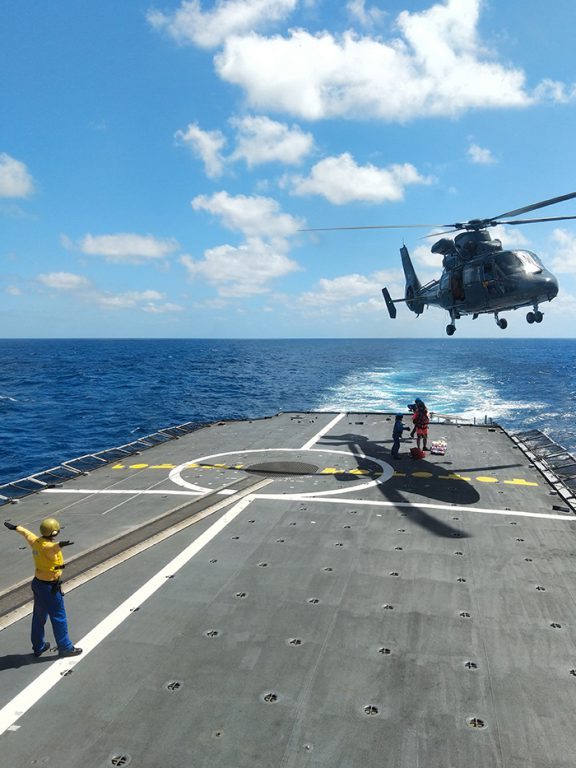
{"left": 482, "top": 260, "right": 503, "bottom": 297}
{"left": 451, "top": 267, "right": 465, "bottom": 300}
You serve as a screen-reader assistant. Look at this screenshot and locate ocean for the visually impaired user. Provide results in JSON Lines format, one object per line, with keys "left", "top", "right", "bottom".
{"left": 0, "top": 338, "right": 574, "bottom": 486}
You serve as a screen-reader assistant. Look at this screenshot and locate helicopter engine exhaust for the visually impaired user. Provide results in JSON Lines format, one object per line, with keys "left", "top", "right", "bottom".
{"left": 400, "top": 245, "right": 426, "bottom": 315}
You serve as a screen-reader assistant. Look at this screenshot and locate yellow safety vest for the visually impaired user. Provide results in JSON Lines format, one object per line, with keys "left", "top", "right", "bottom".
{"left": 17, "top": 526, "right": 64, "bottom": 582}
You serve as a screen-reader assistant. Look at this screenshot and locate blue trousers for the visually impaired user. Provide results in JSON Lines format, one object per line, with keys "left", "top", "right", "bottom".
{"left": 31, "top": 578, "right": 73, "bottom": 653}
{"left": 391, "top": 437, "right": 400, "bottom": 457}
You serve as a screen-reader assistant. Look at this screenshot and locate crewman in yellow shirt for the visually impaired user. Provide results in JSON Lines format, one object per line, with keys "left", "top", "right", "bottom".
{"left": 4, "top": 517, "right": 82, "bottom": 657}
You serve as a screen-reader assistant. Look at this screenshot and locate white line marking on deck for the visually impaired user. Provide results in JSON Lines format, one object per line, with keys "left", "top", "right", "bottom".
{"left": 301, "top": 412, "right": 346, "bottom": 450}
{"left": 255, "top": 494, "right": 576, "bottom": 521}
{"left": 0, "top": 494, "right": 257, "bottom": 737}
{"left": 41, "top": 488, "right": 203, "bottom": 496}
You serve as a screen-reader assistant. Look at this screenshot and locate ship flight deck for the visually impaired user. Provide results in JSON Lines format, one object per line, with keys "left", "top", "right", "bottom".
{"left": 1, "top": 411, "right": 576, "bottom": 768}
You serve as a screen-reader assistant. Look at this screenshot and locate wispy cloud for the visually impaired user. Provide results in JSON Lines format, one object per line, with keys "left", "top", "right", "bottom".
{"left": 148, "top": 0, "right": 297, "bottom": 49}
{"left": 175, "top": 123, "right": 227, "bottom": 178}
{"left": 551, "top": 228, "right": 576, "bottom": 274}
{"left": 38, "top": 272, "right": 92, "bottom": 291}
{"left": 63, "top": 233, "right": 180, "bottom": 264}
{"left": 346, "top": 0, "right": 385, "bottom": 27}
{"left": 467, "top": 142, "right": 496, "bottom": 164}
{"left": 37, "top": 272, "right": 183, "bottom": 313}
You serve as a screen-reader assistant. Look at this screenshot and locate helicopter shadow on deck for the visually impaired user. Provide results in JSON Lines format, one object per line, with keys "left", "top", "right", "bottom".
{"left": 319, "top": 432, "right": 479, "bottom": 539}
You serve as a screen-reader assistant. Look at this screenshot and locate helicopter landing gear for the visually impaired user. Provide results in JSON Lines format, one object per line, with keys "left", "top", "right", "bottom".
{"left": 526, "top": 307, "right": 543, "bottom": 324}
{"left": 495, "top": 313, "right": 508, "bottom": 330}
{"left": 446, "top": 310, "right": 458, "bottom": 336}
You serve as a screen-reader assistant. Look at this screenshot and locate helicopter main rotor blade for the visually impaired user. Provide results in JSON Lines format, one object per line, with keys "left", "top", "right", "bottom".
{"left": 496, "top": 215, "right": 576, "bottom": 226}
{"left": 490, "top": 191, "right": 576, "bottom": 221}
{"left": 422, "top": 229, "right": 464, "bottom": 238}
{"left": 298, "top": 224, "right": 442, "bottom": 232}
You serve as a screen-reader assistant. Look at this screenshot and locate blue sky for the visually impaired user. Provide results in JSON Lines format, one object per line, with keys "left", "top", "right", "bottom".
{"left": 2, "top": 0, "right": 576, "bottom": 338}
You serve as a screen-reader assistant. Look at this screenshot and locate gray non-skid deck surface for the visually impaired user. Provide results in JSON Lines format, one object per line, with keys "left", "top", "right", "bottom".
{"left": 1, "top": 412, "right": 576, "bottom": 767}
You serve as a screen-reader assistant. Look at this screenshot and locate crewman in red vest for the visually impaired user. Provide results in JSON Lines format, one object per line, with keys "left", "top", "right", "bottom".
{"left": 412, "top": 399, "right": 430, "bottom": 452}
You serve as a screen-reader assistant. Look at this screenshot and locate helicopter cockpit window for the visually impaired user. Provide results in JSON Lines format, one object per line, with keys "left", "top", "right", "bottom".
{"left": 497, "top": 251, "right": 542, "bottom": 276}
{"left": 515, "top": 250, "right": 543, "bottom": 274}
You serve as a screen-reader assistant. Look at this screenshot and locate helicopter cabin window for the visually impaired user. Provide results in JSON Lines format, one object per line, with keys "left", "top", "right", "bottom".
{"left": 451, "top": 267, "right": 465, "bottom": 300}
{"left": 496, "top": 250, "right": 543, "bottom": 276}
{"left": 482, "top": 261, "right": 494, "bottom": 280}
{"left": 463, "top": 265, "right": 479, "bottom": 285}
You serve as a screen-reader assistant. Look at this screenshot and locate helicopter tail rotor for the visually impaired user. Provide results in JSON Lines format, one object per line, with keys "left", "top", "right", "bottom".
{"left": 381, "top": 287, "right": 398, "bottom": 319}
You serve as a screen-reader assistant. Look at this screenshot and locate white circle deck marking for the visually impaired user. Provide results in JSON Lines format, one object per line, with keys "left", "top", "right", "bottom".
{"left": 168, "top": 447, "right": 393, "bottom": 498}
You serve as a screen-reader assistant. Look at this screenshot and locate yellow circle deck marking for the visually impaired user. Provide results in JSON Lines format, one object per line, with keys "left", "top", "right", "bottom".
{"left": 169, "top": 448, "right": 393, "bottom": 498}
{"left": 111, "top": 460, "right": 539, "bottom": 490}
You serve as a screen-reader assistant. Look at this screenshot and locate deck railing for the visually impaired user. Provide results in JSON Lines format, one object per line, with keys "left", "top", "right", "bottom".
{"left": 0, "top": 421, "right": 200, "bottom": 506}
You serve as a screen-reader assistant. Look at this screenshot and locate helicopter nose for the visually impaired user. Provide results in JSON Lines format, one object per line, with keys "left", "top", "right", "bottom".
{"left": 538, "top": 273, "right": 559, "bottom": 300}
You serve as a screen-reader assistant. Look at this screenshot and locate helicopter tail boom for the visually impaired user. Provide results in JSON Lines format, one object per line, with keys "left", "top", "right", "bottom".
{"left": 400, "top": 245, "right": 426, "bottom": 315}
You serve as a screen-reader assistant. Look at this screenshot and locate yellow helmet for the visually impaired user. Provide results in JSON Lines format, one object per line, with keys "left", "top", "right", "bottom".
{"left": 40, "top": 518, "right": 60, "bottom": 537}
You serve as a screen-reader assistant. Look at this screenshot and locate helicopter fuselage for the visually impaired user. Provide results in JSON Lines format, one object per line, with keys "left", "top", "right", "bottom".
{"left": 421, "top": 248, "right": 559, "bottom": 316}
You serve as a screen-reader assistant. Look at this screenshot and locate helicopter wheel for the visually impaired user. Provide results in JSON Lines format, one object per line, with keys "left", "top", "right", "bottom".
{"left": 534, "top": 310, "right": 543, "bottom": 323}
{"left": 446, "top": 324, "right": 456, "bottom": 336}
{"left": 526, "top": 311, "right": 535, "bottom": 324}
{"left": 497, "top": 318, "right": 508, "bottom": 330}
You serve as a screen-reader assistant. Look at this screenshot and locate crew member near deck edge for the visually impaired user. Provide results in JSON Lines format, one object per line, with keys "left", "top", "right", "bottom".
{"left": 413, "top": 399, "right": 430, "bottom": 453}
{"left": 4, "top": 518, "right": 82, "bottom": 658}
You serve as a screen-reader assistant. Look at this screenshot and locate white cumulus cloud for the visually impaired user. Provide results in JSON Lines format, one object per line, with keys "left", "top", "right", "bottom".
{"left": 0, "top": 153, "right": 35, "bottom": 198}
{"left": 74, "top": 233, "right": 180, "bottom": 264}
{"left": 215, "top": 0, "right": 536, "bottom": 121}
{"left": 191, "top": 191, "right": 303, "bottom": 237}
{"left": 181, "top": 236, "right": 300, "bottom": 296}
{"left": 288, "top": 153, "right": 432, "bottom": 204}
{"left": 176, "top": 115, "right": 313, "bottom": 177}
{"left": 230, "top": 115, "right": 313, "bottom": 167}
{"left": 148, "top": 0, "right": 297, "bottom": 49}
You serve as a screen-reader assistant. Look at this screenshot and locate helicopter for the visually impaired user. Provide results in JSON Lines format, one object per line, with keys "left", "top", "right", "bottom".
{"left": 304, "top": 191, "right": 576, "bottom": 336}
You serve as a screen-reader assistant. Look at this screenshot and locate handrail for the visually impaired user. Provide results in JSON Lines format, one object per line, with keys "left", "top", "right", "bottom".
{"left": 0, "top": 420, "right": 199, "bottom": 506}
